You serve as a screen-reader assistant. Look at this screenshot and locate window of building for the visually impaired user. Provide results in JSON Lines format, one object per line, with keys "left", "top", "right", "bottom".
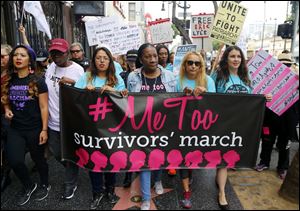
{"left": 129, "top": 3, "right": 136, "bottom": 21}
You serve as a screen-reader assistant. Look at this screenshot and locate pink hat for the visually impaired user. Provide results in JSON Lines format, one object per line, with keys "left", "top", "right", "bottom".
{"left": 49, "top": 38, "right": 69, "bottom": 53}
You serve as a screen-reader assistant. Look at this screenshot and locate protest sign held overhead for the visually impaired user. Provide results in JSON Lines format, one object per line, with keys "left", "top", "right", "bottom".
{"left": 191, "top": 13, "right": 214, "bottom": 38}
{"left": 210, "top": 1, "right": 247, "bottom": 45}
{"left": 149, "top": 19, "right": 174, "bottom": 45}
{"left": 85, "top": 16, "right": 141, "bottom": 55}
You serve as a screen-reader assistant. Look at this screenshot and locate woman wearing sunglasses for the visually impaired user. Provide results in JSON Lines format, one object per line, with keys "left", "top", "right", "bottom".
{"left": 177, "top": 51, "right": 216, "bottom": 209}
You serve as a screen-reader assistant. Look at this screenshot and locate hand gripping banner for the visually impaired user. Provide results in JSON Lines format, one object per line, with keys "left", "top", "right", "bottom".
{"left": 60, "top": 85, "right": 266, "bottom": 172}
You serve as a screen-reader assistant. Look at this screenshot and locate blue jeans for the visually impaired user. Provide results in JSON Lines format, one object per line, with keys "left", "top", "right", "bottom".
{"left": 140, "top": 170, "right": 162, "bottom": 201}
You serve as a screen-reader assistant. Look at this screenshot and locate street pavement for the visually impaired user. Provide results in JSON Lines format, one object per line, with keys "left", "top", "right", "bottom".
{"left": 2, "top": 138, "right": 298, "bottom": 210}
{"left": 1, "top": 155, "right": 243, "bottom": 210}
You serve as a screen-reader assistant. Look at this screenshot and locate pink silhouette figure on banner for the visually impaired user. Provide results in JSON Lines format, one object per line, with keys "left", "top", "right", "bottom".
{"left": 184, "top": 150, "right": 203, "bottom": 168}
{"left": 75, "top": 148, "right": 89, "bottom": 168}
{"left": 129, "top": 150, "right": 146, "bottom": 172}
{"left": 167, "top": 150, "right": 183, "bottom": 169}
{"left": 148, "top": 149, "right": 165, "bottom": 170}
{"left": 110, "top": 151, "right": 128, "bottom": 172}
{"left": 223, "top": 150, "right": 240, "bottom": 168}
{"left": 204, "top": 150, "right": 222, "bottom": 168}
{"left": 90, "top": 151, "right": 108, "bottom": 172}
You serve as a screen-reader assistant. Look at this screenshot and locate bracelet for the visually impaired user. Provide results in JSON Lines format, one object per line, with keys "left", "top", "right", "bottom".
{"left": 42, "top": 129, "right": 48, "bottom": 132}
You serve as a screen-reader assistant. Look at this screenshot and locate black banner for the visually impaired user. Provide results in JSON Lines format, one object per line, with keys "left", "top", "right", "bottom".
{"left": 60, "top": 85, "right": 266, "bottom": 172}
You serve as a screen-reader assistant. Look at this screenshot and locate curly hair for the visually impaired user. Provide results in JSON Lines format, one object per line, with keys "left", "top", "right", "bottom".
{"left": 1, "top": 45, "right": 39, "bottom": 105}
{"left": 215, "top": 46, "right": 251, "bottom": 89}
{"left": 179, "top": 51, "right": 207, "bottom": 90}
{"left": 88, "top": 47, "right": 118, "bottom": 87}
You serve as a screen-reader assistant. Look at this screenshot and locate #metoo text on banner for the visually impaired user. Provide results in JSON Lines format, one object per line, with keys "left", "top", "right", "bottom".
{"left": 60, "top": 85, "right": 266, "bottom": 173}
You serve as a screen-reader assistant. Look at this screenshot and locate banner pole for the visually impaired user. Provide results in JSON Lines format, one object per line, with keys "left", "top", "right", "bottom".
{"left": 20, "top": 4, "right": 25, "bottom": 26}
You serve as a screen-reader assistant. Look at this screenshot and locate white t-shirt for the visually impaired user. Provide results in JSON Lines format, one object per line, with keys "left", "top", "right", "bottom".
{"left": 45, "top": 61, "right": 84, "bottom": 131}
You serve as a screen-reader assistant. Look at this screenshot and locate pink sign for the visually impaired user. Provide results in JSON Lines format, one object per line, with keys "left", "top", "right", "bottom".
{"left": 247, "top": 49, "right": 299, "bottom": 116}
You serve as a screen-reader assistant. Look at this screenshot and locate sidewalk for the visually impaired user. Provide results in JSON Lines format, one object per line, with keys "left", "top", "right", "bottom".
{"left": 228, "top": 141, "right": 299, "bottom": 210}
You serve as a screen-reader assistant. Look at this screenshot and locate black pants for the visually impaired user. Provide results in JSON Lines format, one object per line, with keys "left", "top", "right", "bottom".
{"left": 259, "top": 106, "right": 297, "bottom": 170}
{"left": 1, "top": 115, "right": 11, "bottom": 181}
{"left": 6, "top": 127, "right": 48, "bottom": 189}
{"left": 89, "top": 171, "right": 116, "bottom": 193}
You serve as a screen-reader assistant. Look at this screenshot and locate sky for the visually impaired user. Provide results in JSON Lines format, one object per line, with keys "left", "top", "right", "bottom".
{"left": 144, "top": 1, "right": 290, "bottom": 26}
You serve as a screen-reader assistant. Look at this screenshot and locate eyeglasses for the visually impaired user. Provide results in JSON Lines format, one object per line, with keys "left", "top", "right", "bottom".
{"left": 70, "top": 50, "right": 82, "bottom": 54}
{"left": 187, "top": 60, "right": 201, "bottom": 67}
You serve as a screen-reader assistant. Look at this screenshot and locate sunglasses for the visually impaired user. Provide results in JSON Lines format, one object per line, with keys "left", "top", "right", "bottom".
{"left": 284, "top": 63, "right": 292, "bottom": 67}
{"left": 70, "top": 50, "right": 81, "bottom": 54}
{"left": 187, "top": 60, "right": 201, "bottom": 67}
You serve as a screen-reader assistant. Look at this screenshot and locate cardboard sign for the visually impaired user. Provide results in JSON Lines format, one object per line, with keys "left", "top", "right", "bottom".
{"left": 210, "top": 1, "right": 247, "bottom": 45}
{"left": 191, "top": 14, "right": 214, "bottom": 38}
{"left": 149, "top": 21, "right": 174, "bottom": 44}
{"left": 248, "top": 49, "right": 299, "bottom": 116}
{"left": 85, "top": 16, "right": 141, "bottom": 55}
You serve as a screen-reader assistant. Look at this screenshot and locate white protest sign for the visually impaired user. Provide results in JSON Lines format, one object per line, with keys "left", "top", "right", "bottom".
{"left": 236, "top": 30, "right": 247, "bottom": 59}
{"left": 149, "top": 21, "right": 174, "bottom": 45}
{"left": 191, "top": 14, "right": 214, "bottom": 38}
{"left": 85, "top": 16, "right": 141, "bottom": 55}
{"left": 210, "top": 1, "right": 247, "bottom": 45}
{"left": 248, "top": 49, "right": 299, "bottom": 116}
{"left": 173, "top": 44, "right": 197, "bottom": 76}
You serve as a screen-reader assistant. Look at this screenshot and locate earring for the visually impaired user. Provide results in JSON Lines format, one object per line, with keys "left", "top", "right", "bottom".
{"left": 29, "top": 66, "right": 34, "bottom": 74}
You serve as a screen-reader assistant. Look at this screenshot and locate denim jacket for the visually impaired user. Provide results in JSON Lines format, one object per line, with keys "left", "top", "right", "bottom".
{"left": 127, "top": 65, "right": 177, "bottom": 92}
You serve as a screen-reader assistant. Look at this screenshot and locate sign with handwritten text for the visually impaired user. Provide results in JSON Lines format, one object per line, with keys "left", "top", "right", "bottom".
{"left": 85, "top": 16, "right": 141, "bottom": 55}
{"left": 191, "top": 14, "right": 214, "bottom": 38}
{"left": 149, "top": 21, "right": 174, "bottom": 44}
{"left": 247, "top": 49, "right": 299, "bottom": 116}
{"left": 60, "top": 85, "right": 265, "bottom": 172}
{"left": 210, "top": 1, "right": 247, "bottom": 45}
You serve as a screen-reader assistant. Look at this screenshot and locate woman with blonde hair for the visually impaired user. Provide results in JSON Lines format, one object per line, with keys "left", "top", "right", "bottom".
{"left": 178, "top": 51, "right": 215, "bottom": 96}
{"left": 177, "top": 51, "right": 216, "bottom": 209}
